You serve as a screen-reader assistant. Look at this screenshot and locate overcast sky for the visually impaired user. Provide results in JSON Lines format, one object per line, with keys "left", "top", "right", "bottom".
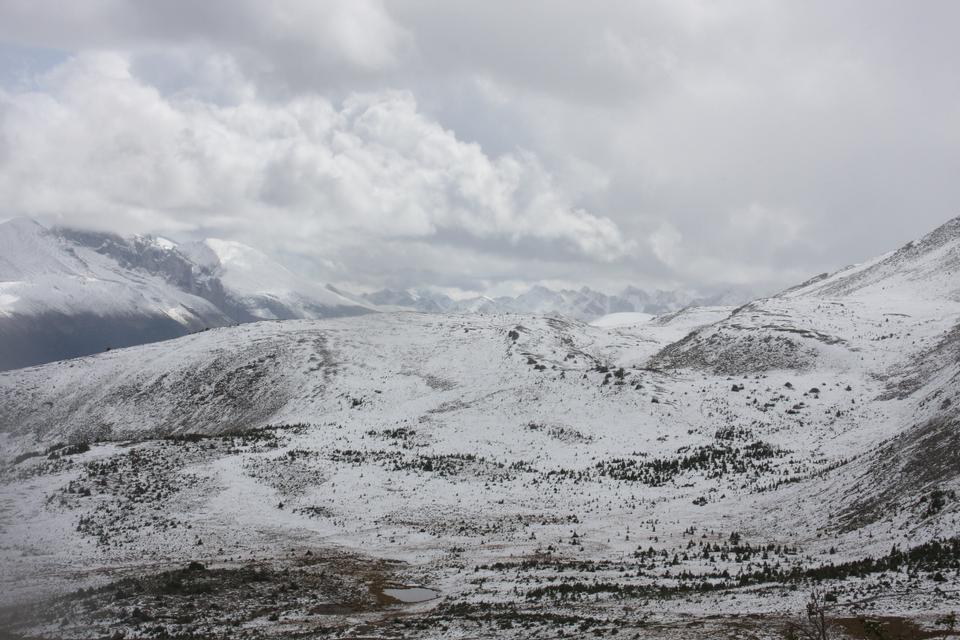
{"left": 0, "top": 1, "right": 958, "bottom": 297}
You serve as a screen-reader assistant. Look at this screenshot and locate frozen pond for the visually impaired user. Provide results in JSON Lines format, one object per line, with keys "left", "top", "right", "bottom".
{"left": 382, "top": 587, "right": 439, "bottom": 603}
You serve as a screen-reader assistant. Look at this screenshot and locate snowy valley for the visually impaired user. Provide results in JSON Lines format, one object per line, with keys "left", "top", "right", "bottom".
{"left": 0, "top": 218, "right": 958, "bottom": 638}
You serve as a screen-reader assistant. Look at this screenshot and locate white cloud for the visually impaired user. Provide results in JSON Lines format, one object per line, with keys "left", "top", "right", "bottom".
{"left": 649, "top": 222, "right": 682, "bottom": 266}
{"left": 2, "top": 2, "right": 959, "bottom": 293}
{"left": 729, "top": 203, "right": 805, "bottom": 248}
{"left": 646, "top": 212, "right": 809, "bottom": 286}
{"left": 0, "top": 52, "right": 627, "bottom": 266}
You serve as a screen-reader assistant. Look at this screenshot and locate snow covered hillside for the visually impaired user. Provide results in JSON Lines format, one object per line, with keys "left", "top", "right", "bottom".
{"left": 0, "top": 218, "right": 959, "bottom": 639}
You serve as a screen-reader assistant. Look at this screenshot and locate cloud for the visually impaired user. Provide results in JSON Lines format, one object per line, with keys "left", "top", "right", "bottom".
{"left": 0, "top": 52, "right": 627, "bottom": 272}
{"left": 729, "top": 204, "right": 805, "bottom": 249}
{"left": 2, "top": 2, "right": 959, "bottom": 294}
{"left": 646, "top": 210, "right": 811, "bottom": 286}
{"left": 649, "top": 222, "right": 682, "bottom": 267}
{"left": 0, "top": 0, "right": 410, "bottom": 80}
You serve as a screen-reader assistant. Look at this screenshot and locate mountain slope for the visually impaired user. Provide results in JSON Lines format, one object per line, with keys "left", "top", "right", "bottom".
{"left": 0, "top": 218, "right": 231, "bottom": 371}
{"left": 0, "top": 219, "right": 374, "bottom": 370}
{"left": 784, "top": 216, "right": 960, "bottom": 301}
{"left": 651, "top": 216, "right": 960, "bottom": 378}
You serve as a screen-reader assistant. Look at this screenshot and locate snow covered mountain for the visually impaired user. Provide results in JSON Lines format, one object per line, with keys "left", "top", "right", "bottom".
{"left": 784, "top": 215, "right": 960, "bottom": 301}
{"left": 0, "top": 218, "right": 231, "bottom": 371}
{"left": 650, "top": 215, "right": 960, "bottom": 378}
{"left": 1, "top": 217, "right": 958, "bottom": 638}
{"left": 177, "top": 238, "right": 375, "bottom": 321}
{"left": 362, "top": 283, "right": 754, "bottom": 320}
{"left": 0, "top": 218, "right": 373, "bottom": 370}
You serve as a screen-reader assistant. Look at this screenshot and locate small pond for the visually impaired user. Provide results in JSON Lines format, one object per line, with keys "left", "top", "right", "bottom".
{"left": 381, "top": 586, "right": 439, "bottom": 603}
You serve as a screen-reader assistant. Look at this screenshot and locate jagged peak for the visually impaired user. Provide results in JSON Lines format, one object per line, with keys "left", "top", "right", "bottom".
{"left": 901, "top": 214, "right": 960, "bottom": 254}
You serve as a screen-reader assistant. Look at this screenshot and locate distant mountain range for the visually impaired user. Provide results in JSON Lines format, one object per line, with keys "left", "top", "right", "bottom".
{"left": 359, "top": 284, "right": 752, "bottom": 319}
{"left": 0, "top": 217, "right": 754, "bottom": 370}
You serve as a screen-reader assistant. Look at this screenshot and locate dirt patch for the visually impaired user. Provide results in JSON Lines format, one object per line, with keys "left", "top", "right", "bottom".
{"left": 835, "top": 615, "right": 955, "bottom": 639}
{"left": 0, "top": 553, "right": 414, "bottom": 639}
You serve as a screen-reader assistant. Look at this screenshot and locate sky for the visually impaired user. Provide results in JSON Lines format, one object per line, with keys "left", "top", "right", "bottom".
{"left": 0, "top": 1, "right": 958, "bottom": 297}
